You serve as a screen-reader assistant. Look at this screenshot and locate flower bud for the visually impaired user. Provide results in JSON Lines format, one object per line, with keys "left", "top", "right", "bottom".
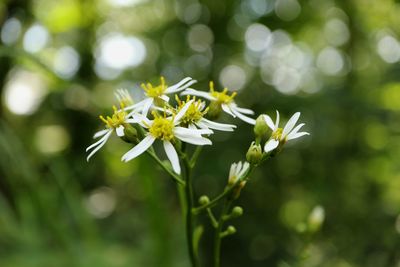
{"left": 246, "top": 141, "right": 263, "bottom": 165}
{"left": 206, "top": 101, "right": 222, "bottom": 120}
{"left": 121, "top": 124, "right": 138, "bottom": 143}
{"left": 199, "top": 195, "right": 210, "bottom": 205}
{"left": 307, "top": 205, "right": 325, "bottom": 233}
{"left": 226, "top": 225, "right": 236, "bottom": 235}
{"left": 231, "top": 206, "right": 243, "bottom": 217}
{"left": 253, "top": 115, "right": 270, "bottom": 139}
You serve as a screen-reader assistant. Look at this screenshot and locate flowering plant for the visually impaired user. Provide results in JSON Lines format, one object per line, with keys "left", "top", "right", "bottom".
{"left": 87, "top": 77, "right": 309, "bottom": 267}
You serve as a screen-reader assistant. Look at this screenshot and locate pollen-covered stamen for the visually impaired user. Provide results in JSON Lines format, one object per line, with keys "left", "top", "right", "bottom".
{"left": 209, "top": 81, "right": 237, "bottom": 104}
{"left": 175, "top": 95, "right": 208, "bottom": 125}
{"left": 148, "top": 111, "right": 175, "bottom": 141}
{"left": 271, "top": 128, "right": 283, "bottom": 141}
{"left": 99, "top": 103, "right": 128, "bottom": 129}
{"left": 141, "top": 76, "right": 167, "bottom": 98}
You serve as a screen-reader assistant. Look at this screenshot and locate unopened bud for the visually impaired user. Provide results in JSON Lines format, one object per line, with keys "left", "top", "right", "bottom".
{"left": 231, "top": 206, "right": 243, "bottom": 217}
{"left": 121, "top": 124, "right": 138, "bottom": 143}
{"left": 206, "top": 101, "right": 222, "bottom": 120}
{"left": 227, "top": 225, "right": 236, "bottom": 235}
{"left": 199, "top": 195, "right": 210, "bottom": 205}
{"left": 254, "top": 115, "right": 270, "bottom": 139}
{"left": 246, "top": 141, "right": 263, "bottom": 165}
{"left": 307, "top": 205, "right": 325, "bottom": 233}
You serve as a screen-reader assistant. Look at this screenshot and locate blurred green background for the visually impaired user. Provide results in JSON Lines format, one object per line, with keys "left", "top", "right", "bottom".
{"left": 1, "top": 0, "right": 400, "bottom": 266}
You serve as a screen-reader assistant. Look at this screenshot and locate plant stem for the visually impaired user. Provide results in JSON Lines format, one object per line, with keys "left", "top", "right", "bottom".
{"left": 190, "top": 146, "right": 203, "bottom": 166}
{"left": 146, "top": 150, "right": 185, "bottom": 185}
{"left": 213, "top": 199, "right": 232, "bottom": 267}
{"left": 192, "top": 166, "right": 255, "bottom": 214}
{"left": 183, "top": 156, "right": 199, "bottom": 267}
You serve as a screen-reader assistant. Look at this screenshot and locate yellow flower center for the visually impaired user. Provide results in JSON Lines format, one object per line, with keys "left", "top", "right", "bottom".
{"left": 148, "top": 112, "right": 175, "bottom": 141}
{"left": 209, "top": 81, "right": 237, "bottom": 104}
{"left": 271, "top": 128, "right": 283, "bottom": 141}
{"left": 99, "top": 103, "right": 127, "bottom": 129}
{"left": 176, "top": 95, "right": 208, "bottom": 125}
{"left": 141, "top": 76, "right": 167, "bottom": 98}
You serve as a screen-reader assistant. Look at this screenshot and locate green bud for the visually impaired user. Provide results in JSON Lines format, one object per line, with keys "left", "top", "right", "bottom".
{"left": 254, "top": 115, "right": 270, "bottom": 139}
{"left": 199, "top": 195, "right": 210, "bottom": 205}
{"left": 246, "top": 141, "right": 263, "bottom": 165}
{"left": 206, "top": 101, "right": 222, "bottom": 120}
{"left": 231, "top": 206, "right": 243, "bottom": 217}
{"left": 121, "top": 124, "right": 138, "bottom": 143}
{"left": 227, "top": 225, "right": 236, "bottom": 235}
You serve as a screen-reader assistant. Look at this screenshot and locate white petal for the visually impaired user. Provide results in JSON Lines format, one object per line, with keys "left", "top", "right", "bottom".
{"left": 264, "top": 139, "right": 279, "bottom": 153}
{"left": 116, "top": 125, "right": 125, "bottom": 137}
{"left": 86, "top": 130, "right": 113, "bottom": 152}
{"left": 238, "top": 162, "right": 250, "bottom": 177}
{"left": 262, "top": 115, "right": 275, "bottom": 131}
{"left": 174, "top": 130, "right": 212, "bottom": 145}
{"left": 231, "top": 105, "right": 255, "bottom": 115}
{"left": 86, "top": 139, "right": 107, "bottom": 161}
{"left": 164, "top": 77, "right": 192, "bottom": 93}
{"left": 231, "top": 107, "right": 256, "bottom": 125}
{"left": 188, "top": 124, "right": 198, "bottom": 130}
{"left": 141, "top": 98, "right": 154, "bottom": 115}
{"left": 86, "top": 131, "right": 113, "bottom": 161}
{"left": 128, "top": 113, "right": 152, "bottom": 128}
{"left": 181, "top": 88, "right": 216, "bottom": 101}
{"left": 174, "top": 126, "right": 212, "bottom": 136}
{"left": 286, "top": 131, "right": 310, "bottom": 140}
{"left": 286, "top": 123, "right": 305, "bottom": 138}
{"left": 163, "top": 141, "right": 181, "bottom": 174}
{"left": 93, "top": 129, "right": 110, "bottom": 139}
{"left": 121, "top": 135, "right": 155, "bottom": 162}
{"left": 198, "top": 118, "right": 236, "bottom": 132}
{"left": 275, "top": 110, "right": 280, "bottom": 129}
{"left": 222, "top": 104, "right": 236, "bottom": 117}
{"left": 174, "top": 99, "right": 194, "bottom": 124}
{"left": 236, "top": 162, "right": 243, "bottom": 175}
{"left": 159, "top": 94, "right": 170, "bottom": 102}
{"left": 177, "top": 135, "right": 212, "bottom": 145}
{"left": 165, "top": 77, "right": 197, "bottom": 93}
{"left": 282, "top": 112, "right": 300, "bottom": 138}
{"left": 125, "top": 118, "right": 140, "bottom": 124}
{"left": 229, "top": 163, "right": 236, "bottom": 179}
{"left": 124, "top": 99, "right": 147, "bottom": 111}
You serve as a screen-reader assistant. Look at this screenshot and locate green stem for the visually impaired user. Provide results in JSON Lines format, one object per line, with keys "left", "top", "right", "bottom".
{"left": 192, "top": 166, "right": 255, "bottom": 214}
{"left": 213, "top": 199, "right": 232, "bottom": 267}
{"left": 183, "top": 156, "right": 199, "bottom": 267}
{"left": 190, "top": 146, "right": 203, "bottom": 167}
{"left": 146, "top": 150, "right": 185, "bottom": 185}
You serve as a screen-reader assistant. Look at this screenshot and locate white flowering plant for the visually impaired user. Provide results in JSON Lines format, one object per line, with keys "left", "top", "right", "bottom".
{"left": 86, "top": 77, "right": 309, "bottom": 267}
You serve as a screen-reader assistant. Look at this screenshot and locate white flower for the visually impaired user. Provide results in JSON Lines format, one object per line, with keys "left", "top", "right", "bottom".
{"left": 172, "top": 96, "right": 236, "bottom": 132}
{"left": 129, "top": 76, "right": 197, "bottom": 115}
{"left": 121, "top": 100, "right": 212, "bottom": 174}
{"left": 263, "top": 111, "right": 309, "bottom": 153}
{"left": 182, "top": 81, "right": 256, "bottom": 125}
{"left": 86, "top": 104, "right": 139, "bottom": 161}
{"left": 228, "top": 161, "right": 250, "bottom": 185}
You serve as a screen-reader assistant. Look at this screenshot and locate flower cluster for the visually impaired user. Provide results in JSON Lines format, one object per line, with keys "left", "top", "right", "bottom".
{"left": 86, "top": 76, "right": 311, "bottom": 267}
{"left": 87, "top": 76, "right": 309, "bottom": 174}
